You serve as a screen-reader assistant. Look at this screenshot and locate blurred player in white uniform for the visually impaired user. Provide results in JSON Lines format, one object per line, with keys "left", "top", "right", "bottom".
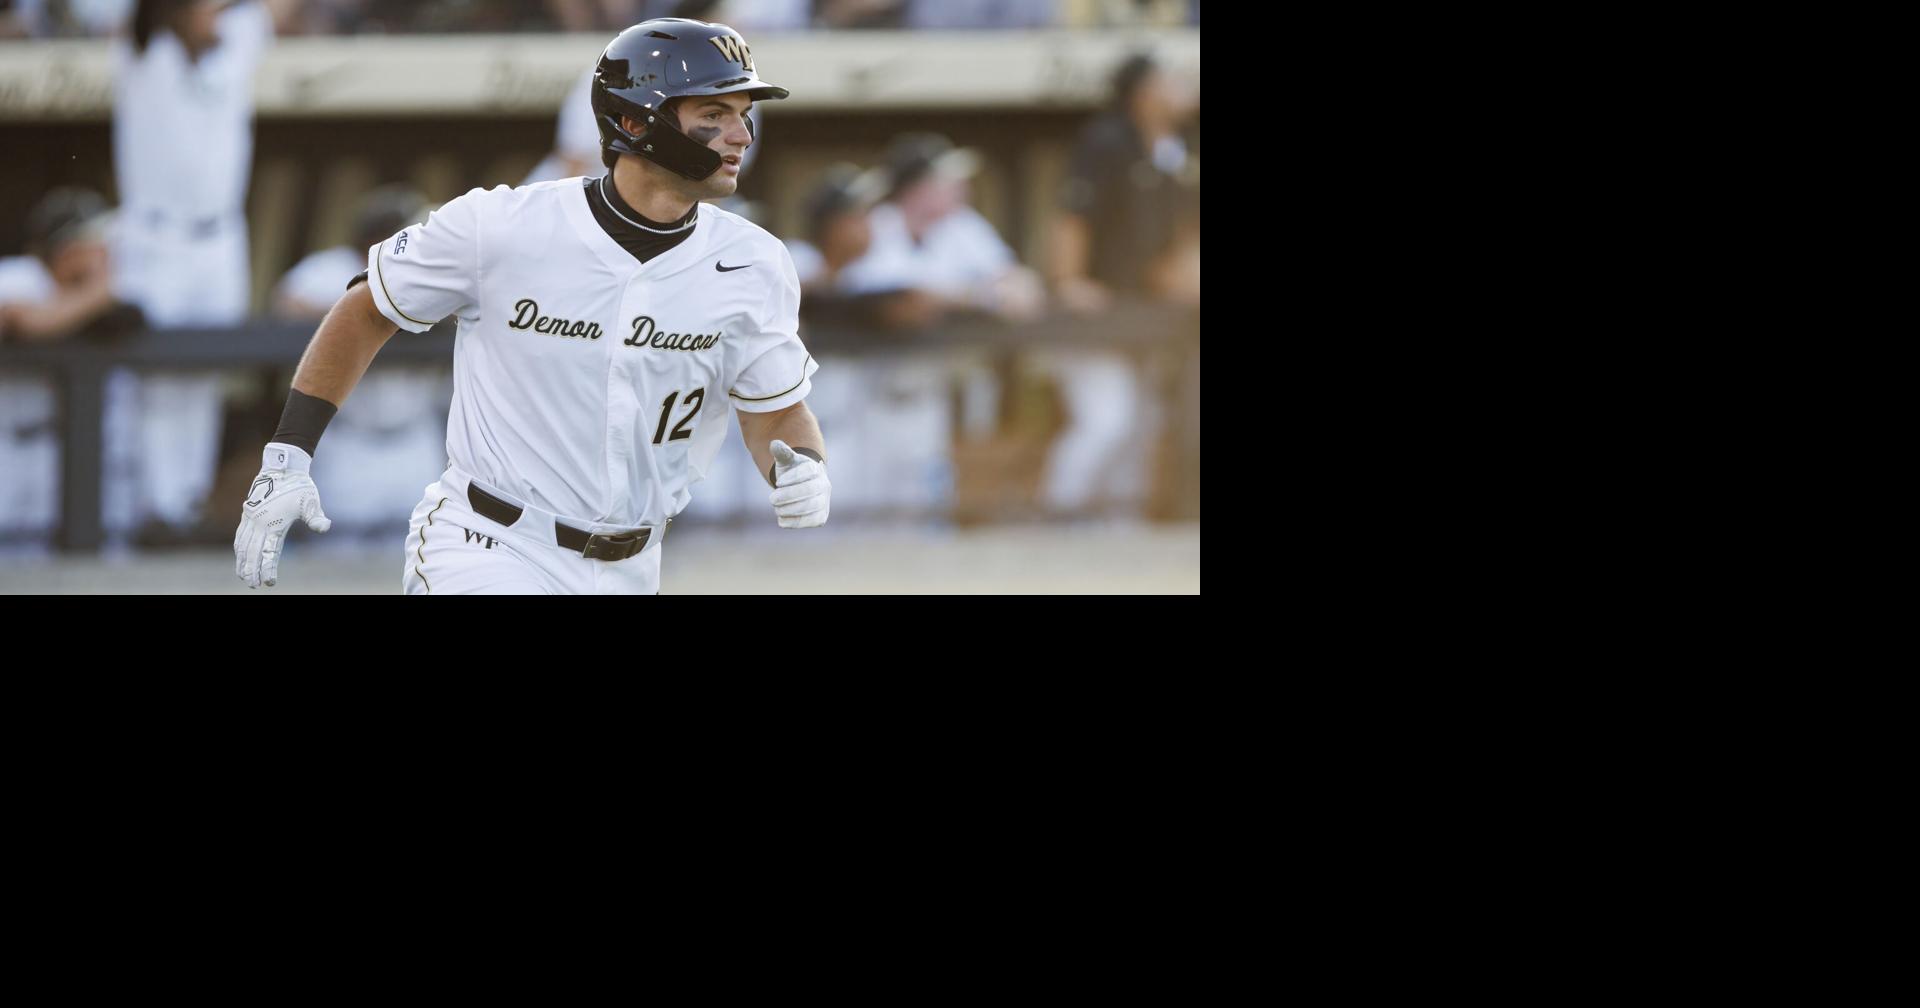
{"left": 522, "top": 68, "right": 603, "bottom": 186}
{"left": 836, "top": 133, "right": 1044, "bottom": 515}
{"left": 232, "top": 18, "right": 831, "bottom": 594}
{"left": 0, "top": 189, "right": 127, "bottom": 548}
{"left": 778, "top": 162, "right": 893, "bottom": 516}
{"left": 108, "top": 0, "right": 290, "bottom": 541}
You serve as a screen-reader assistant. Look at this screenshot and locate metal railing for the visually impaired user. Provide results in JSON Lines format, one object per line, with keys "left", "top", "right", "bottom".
{"left": 1, "top": 303, "right": 1198, "bottom": 550}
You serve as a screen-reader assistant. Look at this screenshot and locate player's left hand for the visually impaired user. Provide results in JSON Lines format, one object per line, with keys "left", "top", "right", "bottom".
{"left": 768, "top": 439, "right": 830, "bottom": 529}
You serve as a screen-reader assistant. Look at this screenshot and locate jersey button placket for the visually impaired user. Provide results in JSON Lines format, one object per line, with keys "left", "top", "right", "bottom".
{"left": 605, "top": 273, "right": 648, "bottom": 521}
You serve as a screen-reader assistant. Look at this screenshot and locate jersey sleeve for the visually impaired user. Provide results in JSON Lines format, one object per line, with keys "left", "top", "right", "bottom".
{"left": 729, "top": 244, "right": 817, "bottom": 414}
{"left": 365, "top": 188, "right": 484, "bottom": 333}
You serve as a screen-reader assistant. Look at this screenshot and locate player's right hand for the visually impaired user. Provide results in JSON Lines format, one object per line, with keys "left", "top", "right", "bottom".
{"left": 768, "top": 439, "right": 830, "bottom": 529}
{"left": 234, "top": 442, "right": 331, "bottom": 589}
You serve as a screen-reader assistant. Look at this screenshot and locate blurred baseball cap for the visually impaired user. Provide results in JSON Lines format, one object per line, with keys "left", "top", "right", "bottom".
{"left": 805, "top": 162, "right": 887, "bottom": 237}
{"left": 25, "top": 187, "right": 111, "bottom": 259}
{"left": 880, "top": 132, "right": 982, "bottom": 201}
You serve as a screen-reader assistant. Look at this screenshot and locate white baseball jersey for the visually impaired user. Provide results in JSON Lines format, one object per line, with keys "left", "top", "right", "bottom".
{"left": 838, "top": 202, "right": 1015, "bottom": 300}
{"left": 365, "top": 178, "right": 817, "bottom": 530}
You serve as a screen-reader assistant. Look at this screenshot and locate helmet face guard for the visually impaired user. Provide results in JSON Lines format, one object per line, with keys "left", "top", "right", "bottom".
{"left": 591, "top": 19, "right": 790, "bottom": 181}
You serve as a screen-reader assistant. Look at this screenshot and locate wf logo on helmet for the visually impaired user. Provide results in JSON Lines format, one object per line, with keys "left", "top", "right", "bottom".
{"left": 708, "top": 35, "right": 753, "bottom": 71}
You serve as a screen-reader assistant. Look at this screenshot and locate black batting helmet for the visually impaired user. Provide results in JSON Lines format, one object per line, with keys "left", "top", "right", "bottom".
{"left": 590, "top": 18, "right": 790, "bottom": 181}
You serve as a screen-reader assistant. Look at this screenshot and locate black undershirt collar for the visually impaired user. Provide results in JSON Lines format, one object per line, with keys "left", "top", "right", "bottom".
{"left": 584, "top": 175, "right": 698, "bottom": 264}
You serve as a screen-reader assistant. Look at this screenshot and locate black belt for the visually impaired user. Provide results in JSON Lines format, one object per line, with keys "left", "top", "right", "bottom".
{"left": 467, "top": 484, "right": 657, "bottom": 562}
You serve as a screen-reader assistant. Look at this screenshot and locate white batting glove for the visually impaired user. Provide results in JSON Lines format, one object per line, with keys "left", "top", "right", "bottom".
{"left": 233, "top": 442, "right": 331, "bottom": 589}
{"left": 768, "top": 439, "right": 830, "bottom": 529}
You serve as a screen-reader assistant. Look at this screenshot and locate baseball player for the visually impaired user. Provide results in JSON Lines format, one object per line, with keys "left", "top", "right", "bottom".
{"left": 109, "top": 0, "right": 292, "bottom": 544}
{"left": 232, "top": 18, "right": 829, "bottom": 594}
{"left": 0, "top": 188, "right": 121, "bottom": 548}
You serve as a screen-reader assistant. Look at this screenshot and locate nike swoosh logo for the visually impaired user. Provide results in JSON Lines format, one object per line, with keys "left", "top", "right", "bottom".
{"left": 716, "top": 262, "right": 751, "bottom": 272}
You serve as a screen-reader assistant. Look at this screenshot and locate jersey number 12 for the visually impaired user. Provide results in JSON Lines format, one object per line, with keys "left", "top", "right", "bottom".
{"left": 653, "top": 388, "right": 705, "bottom": 444}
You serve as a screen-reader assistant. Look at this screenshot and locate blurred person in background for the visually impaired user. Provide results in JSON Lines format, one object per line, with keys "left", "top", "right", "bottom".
{"left": 1041, "top": 51, "right": 1197, "bottom": 517}
{"left": 779, "top": 163, "right": 890, "bottom": 516}
{"left": 787, "top": 162, "right": 884, "bottom": 319}
{"left": 272, "top": 185, "right": 450, "bottom": 540}
{"left": 834, "top": 133, "right": 1044, "bottom": 515}
{"left": 0, "top": 188, "right": 132, "bottom": 344}
{"left": 1052, "top": 52, "right": 1197, "bottom": 313}
{"left": 523, "top": 67, "right": 603, "bottom": 185}
{"left": 841, "top": 132, "right": 1044, "bottom": 329}
{"left": 273, "top": 186, "right": 429, "bottom": 320}
{"left": 0, "top": 188, "right": 143, "bottom": 548}
{"left": 106, "top": 0, "right": 295, "bottom": 547}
